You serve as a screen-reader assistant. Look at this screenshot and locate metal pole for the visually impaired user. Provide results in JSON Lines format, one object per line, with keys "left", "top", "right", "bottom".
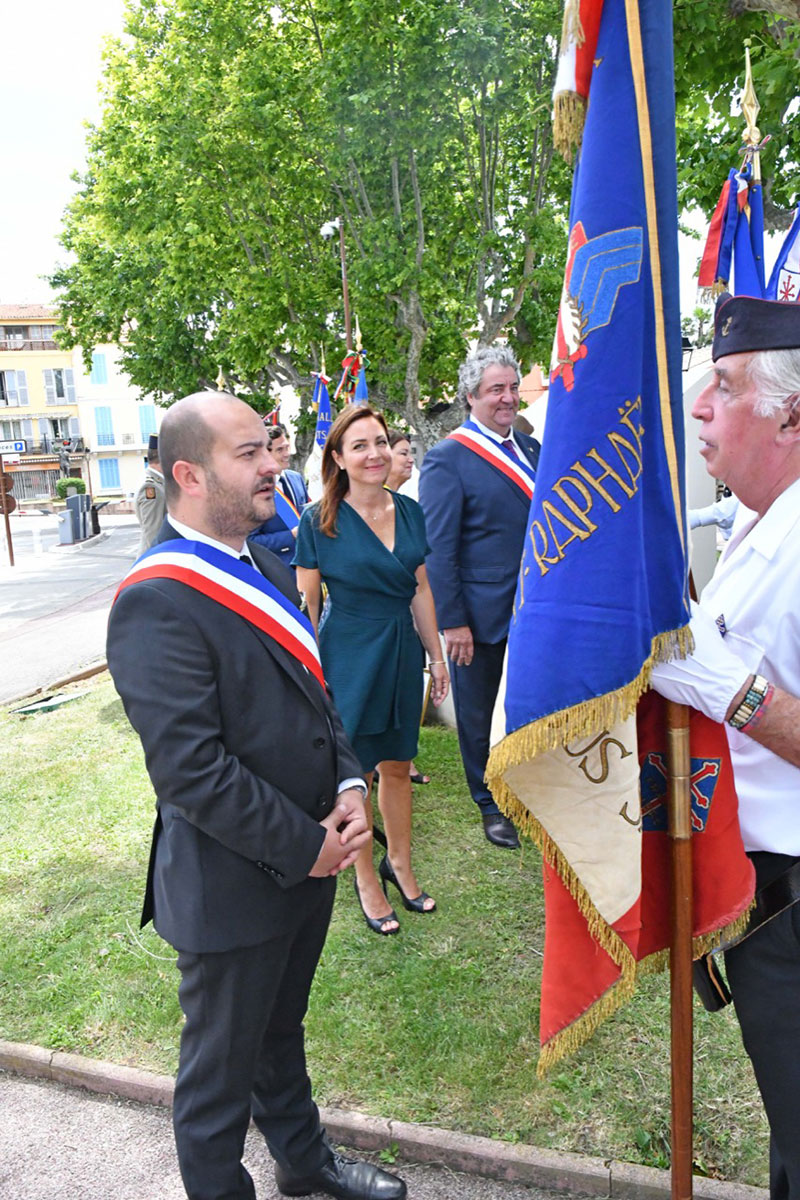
{"left": 338, "top": 215, "right": 352, "bottom": 352}
{"left": 0, "top": 453, "right": 15, "bottom": 568}
{"left": 667, "top": 699, "right": 693, "bottom": 1199}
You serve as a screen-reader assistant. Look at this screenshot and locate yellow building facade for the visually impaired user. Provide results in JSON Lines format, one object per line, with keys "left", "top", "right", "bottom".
{"left": 0, "top": 304, "right": 82, "bottom": 500}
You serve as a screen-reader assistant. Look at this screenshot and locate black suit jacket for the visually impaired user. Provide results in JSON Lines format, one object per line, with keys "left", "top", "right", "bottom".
{"left": 418, "top": 429, "right": 540, "bottom": 644}
{"left": 106, "top": 521, "right": 363, "bottom": 954}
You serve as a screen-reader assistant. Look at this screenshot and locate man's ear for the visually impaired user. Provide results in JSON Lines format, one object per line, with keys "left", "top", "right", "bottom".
{"left": 776, "top": 395, "right": 800, "bottom": 445}
{"left": 171, "top": 459, "right": 205, "bottom": 495}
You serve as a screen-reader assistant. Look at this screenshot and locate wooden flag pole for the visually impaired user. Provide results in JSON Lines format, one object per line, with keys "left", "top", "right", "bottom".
{"left": 338, "top": 215, "right": 352, "bottom": 352}
{"left": 667, "top": 699, "right": 694, "bottom": 1200}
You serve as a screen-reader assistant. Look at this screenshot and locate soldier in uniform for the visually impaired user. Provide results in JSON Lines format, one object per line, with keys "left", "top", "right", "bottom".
{"left": 134, "top": 433, "right": 166, "bottom": 557}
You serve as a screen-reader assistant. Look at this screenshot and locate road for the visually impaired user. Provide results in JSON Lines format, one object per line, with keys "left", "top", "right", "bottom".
{"left": 0, "top": 512, "right": 139, "bottom": 704}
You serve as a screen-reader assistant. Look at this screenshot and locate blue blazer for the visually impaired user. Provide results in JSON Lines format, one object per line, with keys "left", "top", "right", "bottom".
{"left": 418, "top": 428, "right": 540, "bottom": 645}
{"left": 249, "top": 469, "right": 310, "bottom": 561}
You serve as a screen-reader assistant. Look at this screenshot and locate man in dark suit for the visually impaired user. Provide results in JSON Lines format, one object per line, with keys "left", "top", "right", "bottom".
{"left": 249, "top": 423, "right": 311, "bottom": 565}
{"left": 107, "top": 391, "right": 406, "bottom": 1200}
{"left": 419, "top": 347, "right": 540, "bottom": 849}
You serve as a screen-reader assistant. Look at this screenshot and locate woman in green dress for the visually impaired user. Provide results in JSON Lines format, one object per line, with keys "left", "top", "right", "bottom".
{"left": 294, "top": 406, "right": 449, "bottom": 935}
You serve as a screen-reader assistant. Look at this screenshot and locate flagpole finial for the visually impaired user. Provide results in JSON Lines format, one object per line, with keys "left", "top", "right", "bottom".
{"left": 741, "top": 46, "right": 762, "bottom": 181}
{"left": 216, "top": 366, "right": 226, "bottom": 391}
{"left": 355, "top": 316, "right": 363, "bottom": 353}
{"left": 321, "top": 349, "right": 327, "bottom": 377}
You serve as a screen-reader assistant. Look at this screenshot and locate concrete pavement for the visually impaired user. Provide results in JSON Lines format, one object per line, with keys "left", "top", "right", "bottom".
{"left": 0, "top": 512, "right": 138, "bottom": 704}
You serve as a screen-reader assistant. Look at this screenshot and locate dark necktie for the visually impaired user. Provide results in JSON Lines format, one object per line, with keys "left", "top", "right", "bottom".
{"left": 501, "top": 438, "right": 520, "bottom": 462}
{"left": 239, "top": 553, "right": 254, "bottom": 567}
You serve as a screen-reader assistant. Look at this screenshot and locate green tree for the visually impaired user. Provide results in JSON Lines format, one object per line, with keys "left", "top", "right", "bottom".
{"left": 51, "top": 0, "right": 800, "bottom": 453}
{"left": 52, "top": 0, "right": 567, "bottom": 450}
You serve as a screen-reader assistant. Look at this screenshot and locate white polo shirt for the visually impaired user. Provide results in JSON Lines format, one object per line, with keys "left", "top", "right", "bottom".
{"left": 699, "top": 475, "right": 800, "bottom": 853}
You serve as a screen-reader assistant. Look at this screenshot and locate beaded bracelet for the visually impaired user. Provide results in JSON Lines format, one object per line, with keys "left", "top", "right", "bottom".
{"left": 739, "top": 681, "right": 775, "bottom": 733}
{"left": 727, "top": 674, "right": 772, "bottom": 730}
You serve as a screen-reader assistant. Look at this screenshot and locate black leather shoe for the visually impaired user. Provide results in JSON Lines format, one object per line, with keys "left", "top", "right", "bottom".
{"left": 482, "top": 812, "right": 520, "bottom": 849}
{"left": 275, "top": 1149, "right": 407, "bottom": 1199}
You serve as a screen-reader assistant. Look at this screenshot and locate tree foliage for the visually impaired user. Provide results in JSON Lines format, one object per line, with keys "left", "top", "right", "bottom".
{"left": 52, "top": 0, "right": 800, "bottom": 449}
{"left": 53, "top": 0, "right": 568, "bottom": 448}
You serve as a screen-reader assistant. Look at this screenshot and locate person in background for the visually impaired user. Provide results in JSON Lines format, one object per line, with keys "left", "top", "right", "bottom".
{"left": 419, "top": 346, "right": 540, "bottom": 850}
{"left": 385, "top": 428, "right": 431, "bottom": 786}
{"left": 651, "top": 293, "right": 800, "bottom": 1200}
{"left": 294, "top": 405, "right": 449, "bottom": 936}
{"left": 249, "top": 423, "right": 310, "bottom": 565}
{"left": 134, "top": 434, "right": 166, "bottom": 557}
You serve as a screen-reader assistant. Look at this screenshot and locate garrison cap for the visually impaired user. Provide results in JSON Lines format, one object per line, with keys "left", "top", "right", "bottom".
{"left": 148, "top": 434, "right": 159, "bottom": 454}
{"left": 712, "top": 292, "right": 800, "bottom": 361}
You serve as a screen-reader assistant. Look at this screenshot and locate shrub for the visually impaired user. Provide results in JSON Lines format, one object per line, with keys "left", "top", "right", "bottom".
{"left": 55, "top": 477, "right": 87, "bottom": 500}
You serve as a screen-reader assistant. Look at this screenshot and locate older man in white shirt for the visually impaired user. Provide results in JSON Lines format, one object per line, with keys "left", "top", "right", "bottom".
{"left": 651, "top": 293, "right": 800, "bottom": 1200}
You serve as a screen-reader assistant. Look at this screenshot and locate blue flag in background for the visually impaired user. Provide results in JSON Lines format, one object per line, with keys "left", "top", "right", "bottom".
{"left": 354, "top": 363, "right": 369, "bottom": 403}
{"left": 698, "top": 161, "right": 766, "bottom": 298}
{"left": 766, "top": 207, "right": 800, "bottom": 302}
{"left": 314, "top": 377, "right": 332, "bottom": 448}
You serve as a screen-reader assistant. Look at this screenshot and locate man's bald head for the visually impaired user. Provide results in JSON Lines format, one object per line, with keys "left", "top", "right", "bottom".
{"left": 160, "top": 391, "right": 242, "bottom": 502}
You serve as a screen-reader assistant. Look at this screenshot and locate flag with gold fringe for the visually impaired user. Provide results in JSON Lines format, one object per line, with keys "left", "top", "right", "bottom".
{"left": 486, "top": 0, "right": 754, "bottom": 1073}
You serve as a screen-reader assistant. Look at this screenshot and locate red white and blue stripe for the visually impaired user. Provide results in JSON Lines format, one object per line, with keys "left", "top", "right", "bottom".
{"left": 115, "top": 540, "right": 324, "bottom": 687}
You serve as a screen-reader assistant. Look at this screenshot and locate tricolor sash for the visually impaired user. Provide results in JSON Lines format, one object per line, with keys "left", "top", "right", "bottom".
{"left": 115, "top": 540, "right": 324, "bottom": 688}
{"left": 274, "top": 485, "right": 301, "bottom": 531}
{"left": 447, "top": 421, "right": 535, "bottom": 499}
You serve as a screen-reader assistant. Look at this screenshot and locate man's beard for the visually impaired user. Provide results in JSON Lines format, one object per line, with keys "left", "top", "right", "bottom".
{"left": 204, "top": 469, "right": 275, "bottom": 541}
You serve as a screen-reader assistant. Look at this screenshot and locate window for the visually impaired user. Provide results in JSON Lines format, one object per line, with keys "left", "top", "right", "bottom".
{"left": 95, "top": 406, "right": 115, "bottom": 446}
{"left": 0, "top": 419, "right": 25, "bottom": 441}
{"left": 0, "top": 370, "right": 29, "bottom": 406}
{"left": 90, "top": 352, "right": 108, "bottom": 385}
{"left": 138, "top": 404, "right": 157, "bottom": 441}
{"left": 97, "top": 459, "right": 121, "bottom": 490}
{"left": 43, "top": 367, "right": 76, "bottom": 405}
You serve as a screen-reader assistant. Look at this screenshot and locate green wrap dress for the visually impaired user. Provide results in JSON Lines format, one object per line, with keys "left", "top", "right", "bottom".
{"left": 293, "top": 492, "right": 428, "bottom": 772}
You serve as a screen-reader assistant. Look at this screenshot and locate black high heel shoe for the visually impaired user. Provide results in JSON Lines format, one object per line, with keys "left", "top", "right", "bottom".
{"left": 378, "top": 854, "right": 436, "bottom": 914}
{"left": 354, "top": 878, "right": 400, "bottom": 936}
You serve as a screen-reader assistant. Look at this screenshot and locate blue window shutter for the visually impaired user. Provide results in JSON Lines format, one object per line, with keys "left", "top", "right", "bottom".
{"left": 68, "top": 417, "right": 80, "bottom": 436}
{"left": 90, "top": 353, "right": 107, "bottom": 385}
{"left": 65, "top": 368, "right": 77, "bottom": 402}
{"left": 22, "top": 419, "right": 33, "bottom": 443}
{"left": 138, "top": 404, "right": 157, "bottom": 440}
{"left": 95, "top": 406, "right": 114, "bottom": 446}
{"left": 98, "top": 459, "right": 121, "bottom": 489}
{"left": 5, "top": 371, "right": 19, "bottom": 404}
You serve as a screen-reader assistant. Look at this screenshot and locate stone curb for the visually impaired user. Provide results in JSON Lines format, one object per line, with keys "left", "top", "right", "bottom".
{"left": 0, "top": 1040, "right": 766, "bottom": 1199}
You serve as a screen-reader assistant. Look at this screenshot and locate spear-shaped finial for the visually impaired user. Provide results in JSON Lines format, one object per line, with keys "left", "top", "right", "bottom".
{"left": 354, "top": 316, "right": 363, "bottom": 353}
{"left": 215, "top": 366, "right": 226, "bottom": 391}
{"left": 741, "top": 46, "right": 761, "bottom": 182}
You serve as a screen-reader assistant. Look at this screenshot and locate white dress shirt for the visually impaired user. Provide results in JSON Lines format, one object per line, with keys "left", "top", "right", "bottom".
{"left": 699, "top": 476, "right": 800, "bottom": 853}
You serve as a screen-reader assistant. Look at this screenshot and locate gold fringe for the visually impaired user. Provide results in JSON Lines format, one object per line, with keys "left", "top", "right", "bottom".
{"left": 536, "top": 909, "right": 754, "bottom": 1076}
{"left": 553, "top": 91, "right": 587, "bottom": 161}
{"left": 560, "top": 0, "right": 585, "bottom": 48}
{"left": 486, "top": 624, "right": 692, "bottom": 782}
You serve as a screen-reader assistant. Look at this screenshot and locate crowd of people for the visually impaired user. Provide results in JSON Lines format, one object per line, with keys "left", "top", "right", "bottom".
{"left": 121, "top": 306, "right": 800, "bottom": 1200}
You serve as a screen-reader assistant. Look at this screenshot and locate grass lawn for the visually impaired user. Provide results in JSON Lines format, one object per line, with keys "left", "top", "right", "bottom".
{"left": 0, "top": 676, "right": 768, "bottom": 1188}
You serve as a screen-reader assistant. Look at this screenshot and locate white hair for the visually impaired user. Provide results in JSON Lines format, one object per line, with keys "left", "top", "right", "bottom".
{"left": 457, "top": 345, "right": 521, "bottom": 407}
{"left": 747, "top": 348, "right": 800, "bottom": 418}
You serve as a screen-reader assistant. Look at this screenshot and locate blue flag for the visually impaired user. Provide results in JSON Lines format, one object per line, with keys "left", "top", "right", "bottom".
{"left": 314, "top": 377, "right": 332, "bottom": 449}
{"left": 487, "top": 0, "right": 691, "bottom": 1068}
{"left": 354, "top": 363, "right": 369, "bottom": 403}
{"left": 699, "top": 161, "right": 766, "bottom": 298}
{"left": 766, "top": 207, "right": 800, "bottom": 302}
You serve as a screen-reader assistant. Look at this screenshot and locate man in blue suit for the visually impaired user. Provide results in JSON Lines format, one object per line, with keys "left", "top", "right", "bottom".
{"left": 249, "top": 424, "right": 310, "bottom": 564}
{"left": 419, "top": 346, "right": 540, "bottom": 849}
